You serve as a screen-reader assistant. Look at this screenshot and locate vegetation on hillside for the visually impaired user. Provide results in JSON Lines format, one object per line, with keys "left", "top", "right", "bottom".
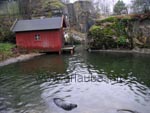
{"left": 88, "top": 13, "right": 150, "bottom": 50}
{"left": 88, "top": 16, "right": 131, "bottom": 49}
{"left": 0, "top": 43, "right": 15, "bottom": 61}
{"left": 0, "top": 0, "right": 150, "bottom": 53}
{"left": 0, "top": 17, "right": 16, "bottom": 43}
{"left": 0, "top": 0, "right": 64, "bottom": 44}
{"left": 31, "top": 0, "right": 64, "bottom": 17}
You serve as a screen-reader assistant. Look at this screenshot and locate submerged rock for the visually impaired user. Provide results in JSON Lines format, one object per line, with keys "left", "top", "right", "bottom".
{"left": 53, "top": 98, "right": 77, "bottom": 111}
{"left": 117, "top": 109, "right": 139, "bottom": 113}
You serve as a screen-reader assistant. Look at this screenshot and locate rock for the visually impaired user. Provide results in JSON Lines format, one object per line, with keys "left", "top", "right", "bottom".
{"left": 133, "top": 38, "right": 144, "bottom": 45}
{"left": 53, "top": 98, "right": 77, "bottom": 111}
{"left": 117, "top": 109, "right": 139, "bottom": 113}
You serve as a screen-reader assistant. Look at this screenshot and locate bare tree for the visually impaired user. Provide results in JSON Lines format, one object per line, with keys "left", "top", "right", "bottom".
{"left": 93, "top": 0, "right": 111, "bottom": 17}
{"left": 18, "top": 0, "right": 31, "bottom": 19}
{"left": 131, "top": 0, "right": 150, "bottom": 13}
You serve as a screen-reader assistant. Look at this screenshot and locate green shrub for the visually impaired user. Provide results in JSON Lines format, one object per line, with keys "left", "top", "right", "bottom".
{"left": 103, "top": 27, "right": 116, "bottom": 36}
{"left": 0, "top": 28, "right": 15, "bottom": 43}
{"left": 0, "top": 43, "right": 15, "bottom": 61}
{"left": 0, "top": 43, "right": 15, "bottom": 53}
{"left": 98, "top": 16, "right": 118, "bottom": 23}
{"left": 117, "top": 36, "right": 126, "bottom": 45}
{"left": 88, "top": 16, "right": 131, "bottom": 49}
{"left": 88, "top": 25, "right": 116, "bottom": 49}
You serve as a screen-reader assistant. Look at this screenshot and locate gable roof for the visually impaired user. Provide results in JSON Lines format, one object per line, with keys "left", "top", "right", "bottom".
{"left": 12, "top": 16, "right": 66, "bottom": 32}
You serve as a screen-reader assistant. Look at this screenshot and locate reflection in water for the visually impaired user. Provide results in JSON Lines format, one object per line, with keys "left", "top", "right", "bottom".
{"left": 0, "top": 48, "right": 150, "bottom": 113}
{"left": 18, "top": 55, "right": 67, "bottom": 74}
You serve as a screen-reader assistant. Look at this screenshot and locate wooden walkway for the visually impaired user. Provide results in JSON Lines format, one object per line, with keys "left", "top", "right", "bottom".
{"left": 61, "top": 45, "right": 75, "bottom": 54}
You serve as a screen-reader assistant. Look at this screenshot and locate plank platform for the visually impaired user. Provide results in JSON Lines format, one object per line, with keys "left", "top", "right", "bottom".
{"left": 61, "top": 45, "right": 75, "bottom": 54}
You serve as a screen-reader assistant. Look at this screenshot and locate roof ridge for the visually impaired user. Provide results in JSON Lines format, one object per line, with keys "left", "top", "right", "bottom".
{"left": 12, "top": 16, "right": 65, "bottom": 32}
{"left": 18, "top": 16, "right": 62, "bottom": 21}
{"left": 10, "top": 18, "right": 18, "bottom": 31}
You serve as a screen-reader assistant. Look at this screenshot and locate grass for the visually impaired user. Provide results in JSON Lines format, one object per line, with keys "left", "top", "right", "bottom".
{"left": 0, "top": 43, "right": 15, "bottom": 61}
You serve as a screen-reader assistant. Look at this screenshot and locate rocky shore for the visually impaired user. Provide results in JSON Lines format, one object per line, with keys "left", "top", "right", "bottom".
{"left": 0, "top": 53, "right": 44, "bottom": 67}
{"left": 88, "top": 48, "right": 150, "bottom": 54}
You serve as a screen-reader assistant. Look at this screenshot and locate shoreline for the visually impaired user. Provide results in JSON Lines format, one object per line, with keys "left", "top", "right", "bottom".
{"left": 88, "top": 48, "right": 150, "bottom": 54}
{"left": 0, "top": 53, "right": 44, "bottom": 67}
{"left": 1, "top": 48, "right": 150, "bottom": 67}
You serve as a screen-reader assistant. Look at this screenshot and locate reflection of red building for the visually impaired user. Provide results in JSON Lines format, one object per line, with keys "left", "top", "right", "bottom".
{"left": 19, "top": 55, "right": 66, "bottom": 74}
{"left": 12, "top": 16, "right": 66, "bottom": 52}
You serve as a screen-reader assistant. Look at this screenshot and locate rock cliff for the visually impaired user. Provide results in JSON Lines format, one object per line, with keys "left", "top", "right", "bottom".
{"left": 87, "top": 13, "right": 150, "bottom": 50}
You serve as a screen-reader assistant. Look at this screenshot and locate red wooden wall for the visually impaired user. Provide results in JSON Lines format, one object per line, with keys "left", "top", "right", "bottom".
{"left": 16, "top": 29, "right": 64, "bottom": 52}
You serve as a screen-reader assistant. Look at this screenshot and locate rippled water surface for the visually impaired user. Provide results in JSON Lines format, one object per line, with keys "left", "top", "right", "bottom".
{"left": 0, "top": 46, "right": 150, "bottom": 113}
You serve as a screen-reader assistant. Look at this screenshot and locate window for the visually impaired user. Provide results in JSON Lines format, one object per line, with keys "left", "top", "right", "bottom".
{"left": 35, "top": 34, "right": 40, "bottom": 40}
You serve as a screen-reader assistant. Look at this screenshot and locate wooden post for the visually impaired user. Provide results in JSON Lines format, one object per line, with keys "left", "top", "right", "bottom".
{"left": 71, "top": 49, "right": 74, "bottom": 55}
{"left": 59, "top": 50, "right": 61, "bottom": 55}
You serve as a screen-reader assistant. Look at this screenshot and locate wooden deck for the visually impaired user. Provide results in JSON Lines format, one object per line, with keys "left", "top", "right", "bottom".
{"left": 61, "top": 45, "right": 75, "bottom": 54}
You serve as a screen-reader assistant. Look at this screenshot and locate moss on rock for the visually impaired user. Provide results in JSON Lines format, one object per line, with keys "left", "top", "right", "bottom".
{"left": 88, "top": 16, "right": 131, "bottom": 49}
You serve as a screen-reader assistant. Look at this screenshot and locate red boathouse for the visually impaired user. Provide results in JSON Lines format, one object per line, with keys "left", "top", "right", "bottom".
{"left": 12, "top": 16, "right": 66, "bottom": 53}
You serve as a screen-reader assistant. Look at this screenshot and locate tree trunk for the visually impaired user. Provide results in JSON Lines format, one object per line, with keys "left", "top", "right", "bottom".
{"left": 18, "top": 0, "right": 31, "bottom": 19}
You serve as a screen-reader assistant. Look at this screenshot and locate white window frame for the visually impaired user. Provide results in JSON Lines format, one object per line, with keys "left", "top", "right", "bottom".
{"left": 35, "top": 34, "right": 40, "bottom": 40}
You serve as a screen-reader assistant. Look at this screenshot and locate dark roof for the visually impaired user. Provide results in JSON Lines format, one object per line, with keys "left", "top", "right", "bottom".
{"left": 12, "top": 17, "right": 65, "bottom": 32}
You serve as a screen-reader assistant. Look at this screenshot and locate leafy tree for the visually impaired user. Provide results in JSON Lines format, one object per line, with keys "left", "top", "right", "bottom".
{"left": 113, "top": 0, "right": 127, "bottom": 15}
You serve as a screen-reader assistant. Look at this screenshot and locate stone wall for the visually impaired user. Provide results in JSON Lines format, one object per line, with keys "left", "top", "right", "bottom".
{"left": 128, "top": 18, "right": 150, "bottom": 47}
{"left": 66, "top": 1, "right": 96, "bottom": 33}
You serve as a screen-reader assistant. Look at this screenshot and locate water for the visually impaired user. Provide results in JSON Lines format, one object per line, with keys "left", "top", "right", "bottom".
{"left": 0, "top": 46, "right": 150, "bottom": 113}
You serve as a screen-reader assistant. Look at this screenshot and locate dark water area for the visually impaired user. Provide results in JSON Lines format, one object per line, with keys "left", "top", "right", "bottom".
{"left": 0, "top": 46, "right": 150, "bottom": 113}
